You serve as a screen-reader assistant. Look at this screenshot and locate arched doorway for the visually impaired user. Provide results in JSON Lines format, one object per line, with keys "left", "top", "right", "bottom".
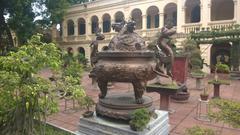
{"left": 210, "top": 43, "right": 231, "bottom": 72}
{"left": 67, "top": 20, "right": 74, "bottom": 36}
{"left": 78, "top": 47, "right": 85, "bottom": 57}
{"left": 91, "top": 16, "right": 99, "bottom": 34}
{"left": 185, "top": 0, "right": 201, "bottom": 23}
{"left": 164, "top": 3, "right": 177, "bottom": 26}
{"left": 131, "top": 9, "right": 142, "bottom": 29}
{"left": 78, "top": 47, "right": 87, "bottom": 65}
{"left": 102, "top": 14, "right": 111, "bottom": 33}
{"left": 115, "top": 11, "right": 124, "bottom": 23}
{"left": 78, "top": 18, "right": 86, "bottom": 35}
{"left": 211, "top": 0, "right": 234, "bottom": 21}
{"left": 147, "top": 6, "right": 159, "bottom": 29}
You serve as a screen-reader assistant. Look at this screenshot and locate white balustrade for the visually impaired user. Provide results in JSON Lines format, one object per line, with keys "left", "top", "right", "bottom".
{"left": 182, "top": 23, "right": 202, "bottom": 33}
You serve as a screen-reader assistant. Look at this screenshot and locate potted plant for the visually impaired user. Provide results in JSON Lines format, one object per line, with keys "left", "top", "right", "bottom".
{"left": 81, "top": 96, "right": 95, "bottom": 118}
{"left": 200, "top": 88, "right": 209, "bottom": 101}
{"left": 129, "top": 108, "right": 151, "bottom": 131}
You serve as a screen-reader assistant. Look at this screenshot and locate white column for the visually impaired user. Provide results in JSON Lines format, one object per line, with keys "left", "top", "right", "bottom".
{"left": 86, "top": 18, "right": 92, "bottom": 40}
{"left": 142, "top": 14, "right": 147, "bottom": 37}
{"left": 201, "top": 0, "right": 209, "bottom": 28}
{"left": 237, "top": 0, "right": 240, "bottom": 22}
{"left": 177, "top": 0, "right": 184, "bottom": 32}
{"left": 63, "top": 20, "right": 67, "bottom": 41}
{"left": 233, "top": 0, "right": 238, "bottom": 21}
{"left": 111, "top": 19, "right": 115, "bottom": 33}
{"left": 200, "top": 4, "right": 203, "bottom": 24}
{"left": 51, "top": 24, "right": 57, "bottom": 41}
{"left": 159, "top": 13, "right": 164, "bottom": 28}
{"left": 74, "top": 19, "right": 78, "bottom": 37}
{"left": 142, "top": 14, "right": 147, "bottom": 30}
{"left": 178, "top": 6, "right": 186, "bottom": 33}
{"left": 99, "top": 21, "right": 103, "bottom": 30}
{"left": 207, "top": 3, "right": 211, "bottom": 23}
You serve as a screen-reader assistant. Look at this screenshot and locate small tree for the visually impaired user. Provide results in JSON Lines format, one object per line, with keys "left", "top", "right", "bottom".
{"left": 81, "top": 96, "right": 95, "bottom": 112}
{"left": 180, "top": 39, "right": 203, "bottom": 72}
{"left": 54, "top": 53, "right": 86, "bottom": 106}
{"left": 0, "top": 35, "right": 61, "bottom": 135}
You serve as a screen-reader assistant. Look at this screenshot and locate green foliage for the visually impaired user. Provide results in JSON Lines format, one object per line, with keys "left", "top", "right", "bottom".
{"left": 0, "top": 0, "right": 71, "bottom": 53}
{"left": 35, "top": 124, "right": 74, "bottom": 135}
{"left": 215, "top": 63, "right": 230, "bottom": 73}
{"left": 180, "top": 39, "right": 203, "bottom": 71}
{"left": 129, "top": 108, "right": 151, "bottom": 131}
{"left": 209, "top": 99, "right": 240, "bottom": 128}
{"left": 77, "top": 53, "right": 88, "bottom": 65}
{"left": 63, "top": 60, "right": 84, "bottom": 79}
{"left": 80, "top": 96, "right": 95, "bottom": 112}
{"left": 208, "top": 79, "right": 230, "bottom": 85}
{"left": 0, "top": 35, "right": 61, "bottom": 135}
{"left": 190, "top": 24, "right": 240, "bottom": 44}
{"left": 191, "top": 69, "right": 206, "bottom": 77}
{"left": 185, "top": 126, "right": 216, "bottom": 135}
{"left": 54, "top": 52, "right": 86, "bottom": 107}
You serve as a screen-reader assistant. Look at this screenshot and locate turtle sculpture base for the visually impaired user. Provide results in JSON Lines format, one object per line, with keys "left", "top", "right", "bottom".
{"left": 95, "top": 92, "right": 155, "bottom": 121}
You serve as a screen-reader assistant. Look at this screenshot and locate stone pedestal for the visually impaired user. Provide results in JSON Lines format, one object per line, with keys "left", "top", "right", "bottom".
{"left": 213, "top": 84, "right": 220, "bottom": 98}
{"left": 146, "top": 84, "right": 181, "bottom": 112}
{"left": 96, "top": 93, "right": 155, "bottom": 120}
{"left": 77, "top": 110, "right": 169, "bottom": 135}
{"left": 208, "top": 80, "right": 230, "bottom": 99}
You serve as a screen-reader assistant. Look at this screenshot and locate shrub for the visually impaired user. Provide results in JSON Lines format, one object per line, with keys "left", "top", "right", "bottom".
{"left": 209, "top": 99, "right": 240, "bottom": 128}
{"left": 129, "top": 108, "right": 151, "bottom": 131}
{"left": 215, "top": 63, "right": 230, "bottom": 73}
{"left": 185, "top": 126, "right": 216, "bottom": 135}
{"left": 0, "top": 35, "right": 61, "bottom": 135}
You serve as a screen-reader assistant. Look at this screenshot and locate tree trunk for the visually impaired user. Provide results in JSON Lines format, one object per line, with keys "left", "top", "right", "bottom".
{"left": 0, "top": 8, "right": 14, "bottom": 55}
{"left": 0, "top": 8, "right": 4, "bottom": 54}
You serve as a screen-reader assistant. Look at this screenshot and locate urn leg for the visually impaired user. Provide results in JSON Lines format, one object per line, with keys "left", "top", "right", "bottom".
{"left": 98, "top": 81, "right": 108, "bottom": 98}
{"left": 132, "top": 81, "right": 145, "bottom": 104}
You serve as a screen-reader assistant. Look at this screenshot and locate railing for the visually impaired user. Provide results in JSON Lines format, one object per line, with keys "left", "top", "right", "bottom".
{"left": 104, "top": 32, "right": 115, "bottom": 40}
{"left": 208, "top": 20, "right": 236, "bottom": 30}
{"left": 66, "top": 36, "right": 76, "bottom": 41}
{"left": 144, "top": 28, "right": 161, "bottom": 38}
{"left": 182, "top": 23, "right": 202, "bottom": 33}
{"left": 76, "top": 35, "right": 86, "bottom": 41}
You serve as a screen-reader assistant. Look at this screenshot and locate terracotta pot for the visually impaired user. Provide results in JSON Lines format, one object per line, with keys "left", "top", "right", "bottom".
{"left": 200, "top": 94, "right": 209, "bottom": 101}
{"left": 82, "top": 111, "right": 94, "bottom": 118}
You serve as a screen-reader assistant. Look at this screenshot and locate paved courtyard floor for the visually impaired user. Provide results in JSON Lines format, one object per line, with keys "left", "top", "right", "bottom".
{"left": 42, "top": 70, "right": 240, "bottom": 135}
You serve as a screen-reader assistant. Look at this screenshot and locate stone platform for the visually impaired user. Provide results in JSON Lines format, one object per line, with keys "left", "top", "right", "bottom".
{"left": 77, "top": 110, "right": 169, "bottom": 135}
{"left": 96, "top": 93, "right": 155, "bottom": 120}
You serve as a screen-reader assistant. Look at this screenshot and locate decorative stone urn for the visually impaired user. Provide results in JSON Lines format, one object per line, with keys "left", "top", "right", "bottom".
{"left": 89, "top": 20, "right": 174, "bottom": 120}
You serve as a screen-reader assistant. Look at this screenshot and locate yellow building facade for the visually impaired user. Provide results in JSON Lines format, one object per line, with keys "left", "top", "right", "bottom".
{"left": 53, "top": 0, "right": 240, "bottom": 73}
